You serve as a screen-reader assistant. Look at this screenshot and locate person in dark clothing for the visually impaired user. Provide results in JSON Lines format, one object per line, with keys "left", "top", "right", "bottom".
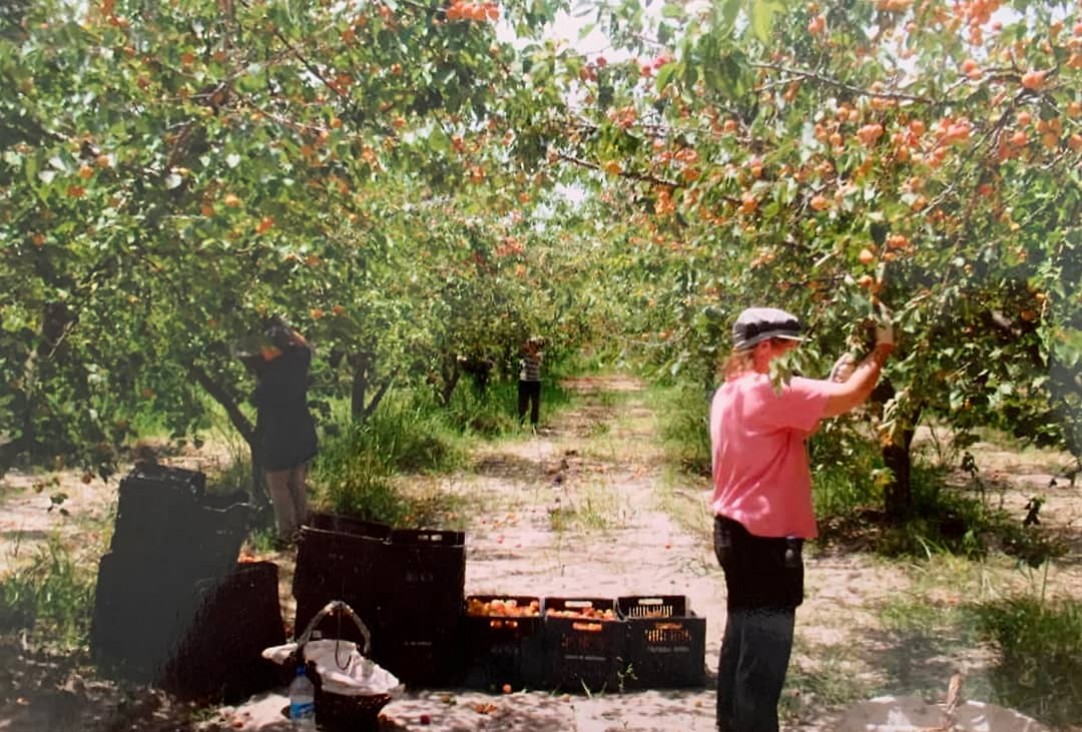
{"left": 249, "top": 320, "right": 318, "bottom": 542}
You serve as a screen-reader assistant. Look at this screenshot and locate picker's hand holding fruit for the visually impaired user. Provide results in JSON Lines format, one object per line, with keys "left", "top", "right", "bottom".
{"left": 829, "top": 353, "right": 857, "bottom": 383}
{"left": 873, "top": 306, "right": 895, "bottom": 356}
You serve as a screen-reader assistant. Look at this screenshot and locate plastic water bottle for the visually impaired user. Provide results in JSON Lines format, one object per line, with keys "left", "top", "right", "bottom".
{"left": 288, "top": 665, "right": 316, "bottom": 730}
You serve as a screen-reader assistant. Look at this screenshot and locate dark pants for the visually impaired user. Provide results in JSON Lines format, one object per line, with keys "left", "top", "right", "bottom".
{"left": 714, "top": 516, "right": 802, "bottom": 732}
{"left": 517, "top": 379, "right": 540, "bottom": 425}
{"left": 716, "top": 607, "right": 795, "bottom": 732}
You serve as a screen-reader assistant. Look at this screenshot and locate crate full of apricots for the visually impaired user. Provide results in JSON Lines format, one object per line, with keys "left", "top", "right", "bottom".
{"left": 461, "top": 595, "right": 544, "bottom": 690}
{"left": 542, "top": 597, "right": 627, "bottom": 692}
{"left": 617, "top": 595, "right": 706, "bottom": 689}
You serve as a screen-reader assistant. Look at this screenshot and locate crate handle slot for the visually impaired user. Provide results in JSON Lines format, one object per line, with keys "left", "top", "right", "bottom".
{"left": 571, "top": 622, "right": 603, "bottom": 632}
{"left": 655, "top": 622, "right": 684, "bottom": 631}
{"left": 636, "top": 598, "right": 665, "bottom": 605}
{"left": 564, "top": 600, "right": 595, "bottom": 609}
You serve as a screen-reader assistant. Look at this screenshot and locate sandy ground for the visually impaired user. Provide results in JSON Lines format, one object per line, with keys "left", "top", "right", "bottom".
{"left": 0, "top": 374, "right": 1078, "bottom": 731}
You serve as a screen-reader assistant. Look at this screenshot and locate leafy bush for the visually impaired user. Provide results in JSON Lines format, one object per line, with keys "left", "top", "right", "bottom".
{"left": 0, "top": 538, "right": 96, "bottom": 648}
{"left": 965, "top": 596, "right": 1082, "bottom": 728}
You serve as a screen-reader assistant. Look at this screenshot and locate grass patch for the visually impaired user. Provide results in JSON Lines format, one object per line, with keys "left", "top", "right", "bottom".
{"left": 815, "top": 457, "right": 1067, "bottom": 566}
{"left": 548, "top": 480, "right": 629, "bottom": 532}
{"left": 0, "top": 537, "right": 96, "bottom": 649}
{"left": 647, "top": 382, "right": 711, "bottom": 478}
{"left": 311, "top": 389, "right": 476, "bottom": 525}
{"left": 965, "top": 596, "right": 1082, "bottom": 728}
{"left": 783, "top": 639, "right": 873, "bottom": 724}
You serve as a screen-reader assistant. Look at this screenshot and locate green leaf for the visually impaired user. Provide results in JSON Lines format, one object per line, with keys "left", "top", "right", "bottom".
{"left": 751, "top": 0, "right": 784, "bottom": 42}
{"left": 655, "top": 62, "right": 679, "bottom": 92}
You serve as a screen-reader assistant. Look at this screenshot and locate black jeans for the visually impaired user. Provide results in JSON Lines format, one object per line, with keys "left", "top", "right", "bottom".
{"left": 714, "top": 516, "right": 802, "bottom": 732}
{"left": 517, "top": 379, "right": 540, "bottom": 425}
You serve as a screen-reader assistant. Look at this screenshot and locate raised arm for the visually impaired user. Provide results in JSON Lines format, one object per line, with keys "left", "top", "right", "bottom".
{"left": 821, "top": 321, "right": 895, "bottom": 418}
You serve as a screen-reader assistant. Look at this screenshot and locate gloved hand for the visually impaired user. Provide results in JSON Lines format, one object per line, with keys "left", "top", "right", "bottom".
{"left": 875, "top": 319, "right": 894, "bottom": 347}
{"left": 829, "top": 353, "right": 856, "bottom": 382}
{"left": 871, "top": 299, "right": 894, "bottom": 346}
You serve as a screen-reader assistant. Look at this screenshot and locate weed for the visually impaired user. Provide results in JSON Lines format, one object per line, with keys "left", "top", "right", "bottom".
{"left": 782, "top": 639, "right": 872, "bottom": 723}
{"left": 648, "top": 383, "right": 712, "bottom": 478}
{"left": 0, "top": 536, "right": 96, "bottom": 648}
{"left": 965, "top": 595, "right": 1082, "bottom": 728}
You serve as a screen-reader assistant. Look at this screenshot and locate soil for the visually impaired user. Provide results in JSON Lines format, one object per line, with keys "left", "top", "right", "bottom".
{"left": 0, "top": 374, "right": 1079, "bottom": 731}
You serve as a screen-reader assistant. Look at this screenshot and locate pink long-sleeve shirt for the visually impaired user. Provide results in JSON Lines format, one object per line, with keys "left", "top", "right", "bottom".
{"left": 709, "top": 372, "right": 831, "bottom": 539}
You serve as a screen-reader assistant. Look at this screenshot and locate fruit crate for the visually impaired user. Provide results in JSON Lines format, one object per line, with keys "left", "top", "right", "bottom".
{"left": 371, "top": 621, "right": 462, "bottom": 688}
{"left": 110, "top": 464, "right": 205, "bottom": 555}
{"left": 461, "top": 595, "right": 544, "bottom": 691}
{"left": 378, "top": 528, "right": 466, "bottom": 626}
{"left": 542, "top": 597, "right": 626, "bottom": 692}
{"left": 617, "top": 595, "right": 706, "bottom": 689}
{"left": 163, "top": 561, "right": 285, "bottom": 703}
{"left": 291, "top": 513, "right": 391, "bottom": 605}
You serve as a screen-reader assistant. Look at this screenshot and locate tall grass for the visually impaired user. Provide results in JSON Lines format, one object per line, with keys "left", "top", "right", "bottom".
{"left": 311, "top": 389, "right": 469, "bottom": 524}
{"left": 648, "top": 382, "right": 712, "bottom": 477}
{"left": 0, "top": 537, "right": 96, "bottom": 648}
{"left": 965, "top": 596, "right": 1082, "bottom": 728}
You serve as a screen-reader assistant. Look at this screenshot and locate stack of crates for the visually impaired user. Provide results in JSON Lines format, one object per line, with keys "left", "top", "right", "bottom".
{"left": 90, "top": 464, "right": 254, "bottom": 688}
{"left": 371, "top": 528, "right": 465, "bottom": 687}
{"left": 292, "top": 514, "right": 465, "bottom": 687}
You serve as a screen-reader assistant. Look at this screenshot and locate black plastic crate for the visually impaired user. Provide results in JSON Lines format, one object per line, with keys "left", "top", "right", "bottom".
{"left": 90, "top": 551, "right": 197, "bottom": 682}
{"left": 163, "top": 561, "right": 285, "bottom": 703}
{"left": 461, "top": 595, "right": 544, "bottom": 690}
{"left": 617, "top": 595, "right": 706, "bottom": 689}
{"left": 542, "top": 597, "right": 626, "bottom": 692}
{"left": 110, "top": 464, "right": 205, "bottom": 554}
{"left": 292, "top": 516, "right": 390, "bottom": 602}
{"left": 110, "top": 464, "right": 250, "bottom": 581}
{"left": 371, "top": 624, "right": 463, "bottom": 688}
{"left": 386, "top": 528, "right": 465, "bottom": 592}
{"left": 377, "top": 529, "right": 465, "bottom": 629}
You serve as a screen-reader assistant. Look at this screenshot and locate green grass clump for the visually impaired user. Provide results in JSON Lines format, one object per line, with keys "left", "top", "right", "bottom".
{"left": 0, "top": 537, "right": 96, "bottom": 648}
{"left": 311, "top": 389, "right": 470, "bottom": 525}
{"left": 649, "top": 382, "right": 712, "bottom": 478}
{"left": 965, "top": 596, "right": 1082, "bottom": 728}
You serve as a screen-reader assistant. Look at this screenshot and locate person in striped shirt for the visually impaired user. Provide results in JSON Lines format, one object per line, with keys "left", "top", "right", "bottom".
{"left": 517, "top": 336, "right": 543, "bottom": 427}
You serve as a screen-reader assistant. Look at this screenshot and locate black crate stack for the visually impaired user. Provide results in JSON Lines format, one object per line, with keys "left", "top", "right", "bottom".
{"left": 90, "top": 463, "right": 282, "bottom": 701}
{"left": 292, "top": 515, "right": 466, "bottom": 687}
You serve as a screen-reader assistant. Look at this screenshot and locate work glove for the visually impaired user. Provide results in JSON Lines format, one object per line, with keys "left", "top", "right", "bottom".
{"left": 874, "top": 302, "right": 894, "bottom": 347}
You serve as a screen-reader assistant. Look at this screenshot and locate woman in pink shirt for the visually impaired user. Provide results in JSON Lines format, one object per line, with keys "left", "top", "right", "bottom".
{"left": 711, "top": 307, "right": 894, "bottom": 732}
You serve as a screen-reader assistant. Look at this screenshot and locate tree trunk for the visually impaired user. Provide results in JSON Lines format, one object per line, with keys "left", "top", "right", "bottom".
{"left": 883, "top": 431, "right": 914, "bottom": 522}
{"left": 437, "top": 356, "right": 461, "bottom": 406}
{"left": 187, "top": 363, "right": 270, "bottom": 516}
{"left": 872, "top": 379, "right": 922, "bottom": 524}
{"left": 348, "top": 351, "right": 394, "bottom": 424}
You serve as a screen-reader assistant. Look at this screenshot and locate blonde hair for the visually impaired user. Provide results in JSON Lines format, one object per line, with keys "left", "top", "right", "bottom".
{"left": 722, "top": 347, "right": 755, "bottom": 380}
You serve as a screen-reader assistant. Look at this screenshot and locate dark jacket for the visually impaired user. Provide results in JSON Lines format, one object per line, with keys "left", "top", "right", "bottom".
{"left": 252, "top": 346, "right": 318, "bottom": 471}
